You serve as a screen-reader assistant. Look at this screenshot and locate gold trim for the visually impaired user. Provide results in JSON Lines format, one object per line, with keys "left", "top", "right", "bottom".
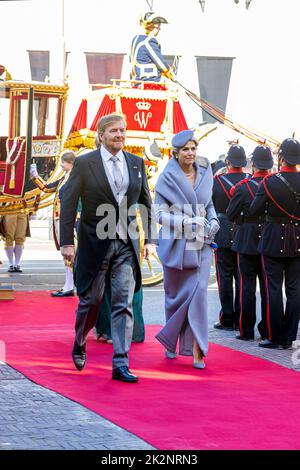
{"left": 0, "top": 80, "right": 68, "bottom": 93}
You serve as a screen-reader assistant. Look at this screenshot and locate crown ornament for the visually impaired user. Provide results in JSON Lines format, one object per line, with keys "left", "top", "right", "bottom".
{"left": 136, "top": 101, "right": 152, "bottom": 111}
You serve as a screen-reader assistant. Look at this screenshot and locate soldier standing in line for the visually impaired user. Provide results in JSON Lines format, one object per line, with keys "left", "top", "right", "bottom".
{"left": 227, "top": 146, "right": 274, "bottom": 341}
{"left": 30, "top": 151, "right": 77, "bottom": 297}
{"left": 212, "top": 144, "right": 250, "bottom": 330}
{"left": 250, "top": 138, "right": 300, "bottom": 349}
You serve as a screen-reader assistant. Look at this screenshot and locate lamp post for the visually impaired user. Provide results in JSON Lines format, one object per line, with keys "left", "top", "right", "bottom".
{"left": 199, "top": 1, "right": 205, "bottom": 13}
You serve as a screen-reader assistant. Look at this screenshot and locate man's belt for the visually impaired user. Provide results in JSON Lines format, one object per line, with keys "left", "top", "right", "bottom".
{"left": 266, "top": 216, "right": 298, "bottom": 223}
{"left": 243, "top": 216, "right": 265, "bottom": 223}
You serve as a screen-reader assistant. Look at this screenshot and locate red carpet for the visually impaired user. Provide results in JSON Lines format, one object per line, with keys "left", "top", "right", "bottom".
{"left": 1, "top": 291, "right": 300, "bottom": 450}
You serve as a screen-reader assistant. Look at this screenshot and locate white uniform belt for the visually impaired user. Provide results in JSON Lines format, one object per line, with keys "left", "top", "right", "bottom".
{"left": 138, "top": 63, "right": 158, "bottom": 78}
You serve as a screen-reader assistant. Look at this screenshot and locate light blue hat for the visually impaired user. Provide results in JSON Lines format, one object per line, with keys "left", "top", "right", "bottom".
{"left": 171, "top": 130, "right": 196, "bottom": 150}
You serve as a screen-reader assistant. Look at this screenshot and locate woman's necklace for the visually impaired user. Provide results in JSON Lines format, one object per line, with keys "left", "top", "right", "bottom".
{"left": 184, "top": 170, "right": 195, "bottom": 176}
{"left": 183, "top": 166, "right": 196, "bottom": 184}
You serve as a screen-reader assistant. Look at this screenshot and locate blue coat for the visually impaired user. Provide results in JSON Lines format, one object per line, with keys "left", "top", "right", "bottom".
{"left": 130, "top": 34, "right": 169, "bottom": 82}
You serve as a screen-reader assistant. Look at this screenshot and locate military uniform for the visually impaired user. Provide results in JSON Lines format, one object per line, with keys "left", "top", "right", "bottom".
{"left": 2, "top": 213, "right": 30, "bottom": 272}
{"left": 31, "top": 174, "right": 69, "bottom": 250}
{"left": 130, "top": 12, "right": 170, "bottom": 82}
{"left": 31, "top": 169, "right": 76, "bottom": 297}
{"left": 250, "top": 138, "right": 300, "bottom": 348}
{"left": 227, "top": 146, "right": 274, "bottom": 340}
{"left": 213, "top": 145, "right": 249, "bottom": 329}
{"left": 130, "top": 34, "right": 170, "bottom": 82}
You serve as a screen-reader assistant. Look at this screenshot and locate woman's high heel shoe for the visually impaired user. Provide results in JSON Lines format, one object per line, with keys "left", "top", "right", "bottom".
{"left": 193, "top": 340, "right": 205, "bottom": 369}
{"left": 165, "top": 349, "right": 177, "bottom": 359}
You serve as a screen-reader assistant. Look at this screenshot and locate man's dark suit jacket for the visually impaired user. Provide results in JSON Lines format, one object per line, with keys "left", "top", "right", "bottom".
{"left": 60, "top": 148, "right": 156, "bottom": 296}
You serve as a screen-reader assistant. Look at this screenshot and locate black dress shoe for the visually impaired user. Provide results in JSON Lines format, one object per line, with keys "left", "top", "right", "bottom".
{"left": 259, "top": 339, "right": 279, "bottom": 349}
{"left": 236, "top": 334, "right": 254, "bottom": 341}
{"left": 51, "top": 289, "right": 74, "bottom": 297}
{"left": 282, "top": 340, "right": 293, "bottom": 350}
{"left": 72, "top": 342, "right": 86, "bottom": 371}
{"left": 112, "top": 366, "right": 138, "bottom": 383}
{"left": 214, "top": 321, "right": 234, "bottom": 331}
{"left": 14, "top": 265, "right": 23, "bottom": 273}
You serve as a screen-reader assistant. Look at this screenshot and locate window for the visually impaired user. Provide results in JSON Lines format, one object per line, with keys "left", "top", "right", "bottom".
{"left": 28, "top": 51, "right": 50, "bottom": 82}
{"left": 0, "top": 88, "right": 9, "bottom": 136}
{"left": 85, "top": 53, "right": 124, "bottom": 88}
{"left": 32, "top": 95, "right": 60, "bottom": 137}
{"left": 0, "top": 87, "right": 10, "bottom": 162}
{"left": 196, "top": 56, "right": 234, "bottom": 123}
{"left": 12, "top": 94, "right": 28, "bottom": 138}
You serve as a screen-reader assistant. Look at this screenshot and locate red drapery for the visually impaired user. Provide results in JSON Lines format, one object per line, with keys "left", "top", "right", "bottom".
{"left": 173, "top": 101, "right": 188, "bottom": 133}
{"left": 69, "top": 99, "right": 87, "bottom": 133}
{"left": 90, "top": 96, "right": 116, "bottom": 131}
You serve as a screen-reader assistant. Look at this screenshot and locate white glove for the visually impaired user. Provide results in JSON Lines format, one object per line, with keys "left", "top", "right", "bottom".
{"left": 183, "top": 216, "right": 207, "bottom": 228}
{"left": 207, "top": 219, "right": 220, "bottom": 239}
{"left": 30, "top": 163, "right": 39, "bottom": 178}
{"left": 183, "top": 216, "right": 207, "bottom": 241}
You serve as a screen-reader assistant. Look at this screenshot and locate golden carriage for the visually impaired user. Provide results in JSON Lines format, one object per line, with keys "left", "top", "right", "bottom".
{"left": 0, "top": 79, "right": 68, "bottom": 215}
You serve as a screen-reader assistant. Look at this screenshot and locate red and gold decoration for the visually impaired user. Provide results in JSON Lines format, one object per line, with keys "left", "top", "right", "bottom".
{"left": 64, "top": 81, "right": 188, "bottom": 152}
{"left": 3, "top": 138, "right": 26, "bottom": 196}
{"left": 0, "top": 79, "right": 68, "bottom": 215}
{"left": 64, "top": 99, "right": 88, "bottom": 149}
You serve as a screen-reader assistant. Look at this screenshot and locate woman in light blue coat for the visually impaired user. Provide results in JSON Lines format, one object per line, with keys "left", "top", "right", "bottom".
{"left": 154, "top": 130, "right": 219, "bottom": 368}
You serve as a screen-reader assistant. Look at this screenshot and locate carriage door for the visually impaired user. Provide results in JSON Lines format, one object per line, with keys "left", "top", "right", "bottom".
{"left": 31, "top": 92, "right": 63, "bottom": 182}
{"left": 0, "top": 86, "right": 10, "bottom": 193}
{"left": 1, "top": 88, "right": 29, "bottom": 197}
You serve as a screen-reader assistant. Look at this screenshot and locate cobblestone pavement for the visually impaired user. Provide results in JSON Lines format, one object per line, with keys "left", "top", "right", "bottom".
{"left": 209, "top": 327, "right": 300, "bottom": 371}
{"left": 0, "top": 362, "right": 154, "bottom": 451}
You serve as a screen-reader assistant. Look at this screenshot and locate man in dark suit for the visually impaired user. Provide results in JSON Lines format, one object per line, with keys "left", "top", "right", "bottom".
{"left": 60, "top": 113, "right": 156, "bottom": 382}
{"left": 227, "top": 145, "right": 274, "bottom": 341}
{"left": 250, "top": 138, "right": 300, "bottom": 349}
{"left": 212, "top": 144, "right": 250, "bottom": 330}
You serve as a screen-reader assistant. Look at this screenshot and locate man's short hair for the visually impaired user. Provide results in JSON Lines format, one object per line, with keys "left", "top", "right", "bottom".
{"left": 97, "top": 113, "right": 127, "bottom": 134}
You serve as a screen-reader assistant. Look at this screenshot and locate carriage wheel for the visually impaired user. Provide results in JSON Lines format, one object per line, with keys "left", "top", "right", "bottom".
{"left": 141, "top": 251, "right": 163, "bottom": 287}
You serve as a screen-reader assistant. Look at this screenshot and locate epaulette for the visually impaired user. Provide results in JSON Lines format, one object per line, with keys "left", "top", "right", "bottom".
{"left": 263, "top": 172, "right": 276, "bottom": 180}
{"left": 198, "top": 156, "right": 209, "bottom": 168}
{"left": 229, "top": 178, "right": 248, "bottom": 197}
{"left": 229, "top": 185, "right": 236, "bottom": 197}
{"left": 238, "top": 177, "right": 250, "bottom": 186}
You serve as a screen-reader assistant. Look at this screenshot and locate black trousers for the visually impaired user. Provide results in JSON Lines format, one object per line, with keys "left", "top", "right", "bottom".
{"left": 237, "top": 253, "right": 267, "bottom": 339}
{"left": 215, "top": 248, "right": 240, "bottom": 327}
{"left": 262, "top": 255, "right": 300, "bottom": 343}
